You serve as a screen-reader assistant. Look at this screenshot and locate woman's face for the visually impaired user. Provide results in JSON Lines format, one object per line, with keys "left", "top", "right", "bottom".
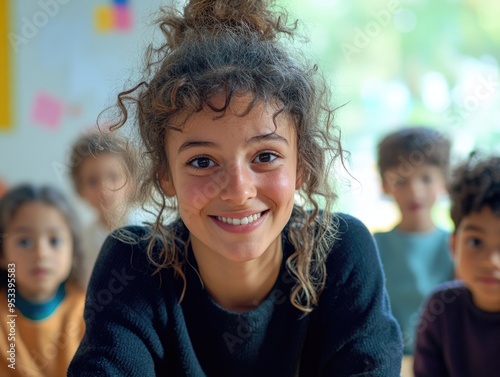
{"left": 162, "top": 94, "right": 301, "bottom": 264}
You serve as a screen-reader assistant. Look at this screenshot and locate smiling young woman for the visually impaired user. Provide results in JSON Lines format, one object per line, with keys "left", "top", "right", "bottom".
{"left": 67, "top": 0, "right": 403, "bottom": 375}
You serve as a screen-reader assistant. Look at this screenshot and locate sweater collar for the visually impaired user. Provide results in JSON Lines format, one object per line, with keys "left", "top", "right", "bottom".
{"left": 16, "top": 283, "right": 66, "bottom": 321}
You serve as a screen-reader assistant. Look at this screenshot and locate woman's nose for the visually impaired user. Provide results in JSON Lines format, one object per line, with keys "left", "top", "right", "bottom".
{"left": 219, "top": 163, "right": 257, "bottom": 205}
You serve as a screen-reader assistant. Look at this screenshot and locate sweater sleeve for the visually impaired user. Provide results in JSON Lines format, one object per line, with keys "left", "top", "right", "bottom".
{"left": 413, "top": 290, "right": 449, "bottom": 377}
{"left": 67, "top": 226, "right": 170, "bottom": 377}
{"left": 308, "top": 214, "right": 403, "bottom": 376}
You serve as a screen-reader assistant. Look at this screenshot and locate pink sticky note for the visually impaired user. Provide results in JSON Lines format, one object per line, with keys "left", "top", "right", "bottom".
{"left": 30, "top": 92, "right": 64, "bottom": 130}
{"left": 114, "top": 5, "right": 132, "bottom": 31}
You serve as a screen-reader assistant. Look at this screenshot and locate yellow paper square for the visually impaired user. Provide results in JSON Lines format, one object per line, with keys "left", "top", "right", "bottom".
{"left": 95, "top": 5, "right": 114, "bottom": 32}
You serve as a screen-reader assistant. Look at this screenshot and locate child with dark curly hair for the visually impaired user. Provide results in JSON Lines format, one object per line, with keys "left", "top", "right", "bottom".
{"left": 414, "top": 153, "right": 500, "bottom": 377}
{"left": 68, "top": 0, "right": 402, "bottom": 375}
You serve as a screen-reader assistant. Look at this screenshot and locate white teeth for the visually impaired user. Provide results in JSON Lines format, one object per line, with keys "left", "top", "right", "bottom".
{"left": 217, "top": 212, "right": 262, "bottom": 225}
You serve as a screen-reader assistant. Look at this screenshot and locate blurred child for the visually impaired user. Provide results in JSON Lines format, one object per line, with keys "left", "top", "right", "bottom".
{"left": 0, "top": 184, "right": 85, "bottom": 377}
{"left": 413, "top": 154, "right": 500, "bottom": 377}
{"left": 69, "top": 131, "right": 140, "bottom": 287}
{"left": 374, "top": 126, "right": 455, "bottom": 354}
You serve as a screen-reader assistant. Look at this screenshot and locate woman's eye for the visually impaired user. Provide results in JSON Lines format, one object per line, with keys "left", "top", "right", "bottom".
{"left": 254, "top": 152, "right": 278, "bottom": 163}
{"left": 17, "top": 237, "right": 33, "bottom": 248}
{"left": 189, "top": 157, "right": 215, "bottom": 169}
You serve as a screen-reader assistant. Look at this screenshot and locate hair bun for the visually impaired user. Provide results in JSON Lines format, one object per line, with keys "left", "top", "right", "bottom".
{"left": 182, "top": 0, "right": 289, "bottom": 40}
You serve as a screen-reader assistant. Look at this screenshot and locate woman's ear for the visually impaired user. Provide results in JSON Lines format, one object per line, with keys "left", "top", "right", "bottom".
{"left": 159, "top": 174, "right": 176, "bottom": 197}
{"left": 157, "top": 169, "right": 176, "bottom": 197}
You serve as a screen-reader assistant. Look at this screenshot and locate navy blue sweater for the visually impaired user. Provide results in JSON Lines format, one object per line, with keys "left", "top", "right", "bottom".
{"left": 68, "top": 214, "right": 402, "bottom": 376}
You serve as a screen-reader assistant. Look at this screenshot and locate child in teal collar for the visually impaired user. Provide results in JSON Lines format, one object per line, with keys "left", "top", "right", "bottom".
{"left": 0, "top": 184, "right": 86, "bottom": 377}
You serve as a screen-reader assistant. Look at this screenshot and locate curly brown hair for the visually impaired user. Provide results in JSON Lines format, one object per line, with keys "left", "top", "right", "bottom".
{"left": 106, "top": 0, "right": 344, "bottom": 313}
{"left": 448, "top": 153, "right": 500, "bottom": 232}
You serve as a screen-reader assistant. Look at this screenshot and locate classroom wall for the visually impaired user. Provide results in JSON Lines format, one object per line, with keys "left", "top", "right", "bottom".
{"left": 0, "top": 0, "right": 171, "bottom": 221}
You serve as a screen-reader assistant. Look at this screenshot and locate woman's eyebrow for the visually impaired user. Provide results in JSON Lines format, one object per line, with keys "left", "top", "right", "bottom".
{"left": 178, "top": 140, "right": 217, "bottom": 154}
{"left": 246, "top": 133, "right": 289, "bottom": 146}
{"left": 177, "top": 133, "right": 289, "bottom": 154}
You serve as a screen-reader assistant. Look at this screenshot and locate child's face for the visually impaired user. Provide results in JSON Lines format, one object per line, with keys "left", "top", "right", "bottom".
{"left": 383, "top": 164, "right": 445, "bottom": 222}
{"left": 161, "top": 94, "right": 301, "bottom": 263}
{"left": 451, "top": 206, "right": 500, "bottom": 312}
{"left": 78, "top": 153, "right": 132, "bottom": 221}
{"left": 1, "top": 202, "right": 73, "bottom": 302}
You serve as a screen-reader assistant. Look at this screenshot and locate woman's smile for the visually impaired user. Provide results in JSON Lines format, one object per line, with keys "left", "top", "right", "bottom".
{"left": 211, "top": 210, "right": 268, "bottom": 234}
